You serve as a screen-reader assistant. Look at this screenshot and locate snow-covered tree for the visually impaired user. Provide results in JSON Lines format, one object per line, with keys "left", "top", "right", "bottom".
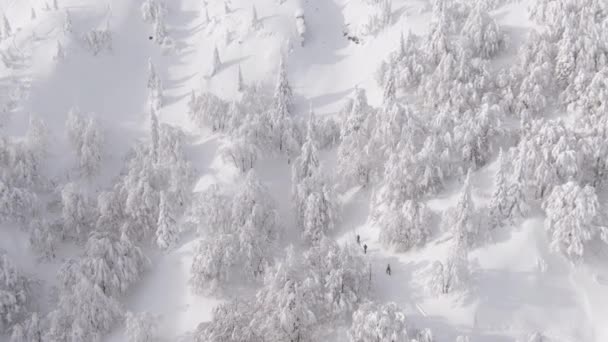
{"left": 61, "top": 182, "right": 93, "bottom": 241}
{"left": 442, "top": 170, "right": 483, "bottom": 248}
{"left": 0, "top": 253, "right": 29, "bottom": 332}
{"left": 188, "top": 92, "right": 229, "bottom": 131}
{"left": 125, "top": 311, "right": 159, "bottom": 342}
{"left": 83, "top": 27, "right": 113, "bottom": 55}
{"left": 141, "top": 0, "right": 161, "bottom": 23}
{"left": 10, "top": 312, "right": 43, "bottom": 342}
{"left": 251, "top": 5, "right": 262, "bottom": 31}
{"left": 460, "top": 3, "right": 504, "bottom": 58}
{"left": 210, "top": 45, "right": 221, "bottom": 76}
{"left": 337, "top": 88, "right": 374, "bottom": 188}
{"left": 1, "top": 14, "right": 12, "bottom": 39}
{"left": 152, "top": 13, "right": 167, "bottom": 44}
{"left": 55, "top": 40, "right": 65, "bottom": 60}
{"left": 237, "top": 65, "right": 244, "bottom": 91}
{"left": 79, "top": 117, "right": 103, "bottom": 177}
{"left": 220, "top": 137, "right": 259, "bottom": 173}
{"left": 29, "top": 219, "right": 57, "bottom": 260}
{"left": 53, "top": 0, "right": 59, "bottom": 10}
{"left": 147, "top": 59, "right": 163, "bottom": 110}
{"left": 488, "top": 149, "right": 511, "bottom": 228}
{"left": 64, "top": 10, "right": 73, "bottom": 33}
{"left": 155, "top": 191, "right": 178, "bottom": 250}
{"left": 191, "top": 184, "right": 230, "bottom": 235}
{"left": 190, "top": 233, "right": 238, "bottom": 295}
{"left": 427, "top": 239, "right": 470, "bottom": 295}
{"left": 30, "top": 8, "right": 36, "bottom": 21}
{"left": 45, "top": 277, "right": 122, "bottom": 342}
{"left": 378, "top": 199, "right": 431, "bottom": 252}
{"left": 191, "top": 171, "right": 280, "bottom": 293}
{"left": 270, "top": 56, "right": 297, "bottom": 154}
{"left": 79, "top": 231, "right": 149, "bottom": 297}
{"left": 349, "top": 302, "right": 409, "bottom": 342}
{"left": 301, "top": 183, "right": 338, "bottom": 244}
{"left": 543, "top": 182, "right": 606, "bottom": 261}
{"left": 66, "top": 109, "right": 104, "bottom": 177}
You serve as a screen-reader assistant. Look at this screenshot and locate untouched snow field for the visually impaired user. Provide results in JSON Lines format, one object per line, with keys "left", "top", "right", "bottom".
{"left": 0, "top": 0, "right": 607, "bottom": 341}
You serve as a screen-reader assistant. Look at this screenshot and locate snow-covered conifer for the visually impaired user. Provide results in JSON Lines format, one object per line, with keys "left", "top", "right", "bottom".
{"left": 443, "top": 170, "right": 482, "bottom": 247}
{"left": 488, "top": 149, "right": 511, "bottom": 228}
{"left": 53, "top": 0, "right": 59, "bottom": 10}
{"left": 64, "top": 10, "right": 73, "bottom": 33}
{"left": 1, "top": 14, "right": 12, "bottom": 39}
{"left": 29, "top": 219, "right": 57, "bottom": 260}
{"left": 153, "top": 13, "right": 167, "bottom": 44}
{"left": 237, "top": 65, "right": 244, "bottom": 91}
{"left": 156, "top": 191, "right": 178, "bottom": 250}
{"left": 61, "top": 182, "right": 93, "bottom": 241}
{"left": 30, "top": 8, "right": 37, "bottom": 20}
{"left": 55, "top": 40, "right": 65, "bottom": 60}
{"left": 271, "top": 55, "right": 295, "bottom": 152}
{"left": 337, "top": 88, "right": 374, "bottom": 187}
{"left": 461, "top": 3, "right": 504, "bottom": 58}
{"left": 251, "top": 5, "right": 262, "bottom": 30}
{"left": 210, "top": 45, "right": 221, "bottom": 76}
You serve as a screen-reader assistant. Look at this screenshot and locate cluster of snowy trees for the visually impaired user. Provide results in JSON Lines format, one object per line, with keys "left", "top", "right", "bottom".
{"left": 190, "top": 171, "right": 280, "bottom": 294}
{"left": 349, "top": 302, "right": 434, "bottom": 342}
{"left": 0, "top": 103, "right": 192, "bottom": 339}
{"left": 189, "top": 56, "right": 340, "bottom": 174}
{"left": 66, "top": 108, "right": 104, "bottom": 178}
{"left": 196, "top": 239, "right": 373, "bottom": 342}
{"left": 292, "top": 111, "right": 339, "bottom": 244}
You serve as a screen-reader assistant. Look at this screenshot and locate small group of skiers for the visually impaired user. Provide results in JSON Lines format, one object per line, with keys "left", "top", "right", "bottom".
{"left": 356, "top": 234, "right": 391, "bottom": 276}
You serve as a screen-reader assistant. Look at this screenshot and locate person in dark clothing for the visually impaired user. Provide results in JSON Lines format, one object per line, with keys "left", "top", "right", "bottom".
{"left": 386, "top": 264, "right": 391, "bottom": 276}
{"left": 363, "top": 244, "right": 368, "bottom": 254}
{"left": 356, "top": 234, "right": 360, "bottom": 245}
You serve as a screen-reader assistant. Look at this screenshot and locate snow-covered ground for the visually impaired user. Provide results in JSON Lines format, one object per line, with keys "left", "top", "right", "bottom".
{"left": 0, "top": 0, "right": 607, "bottom": 341}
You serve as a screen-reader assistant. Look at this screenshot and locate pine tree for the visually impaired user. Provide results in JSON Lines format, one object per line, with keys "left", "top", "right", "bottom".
{"left": 237, "top": 64, "right": 244, "bottom": 91}
{"left": 61, "top": 182, "right": 93, "bottom": 241}
{"left": 31, "top": 8, "right": 37, "bottom": 20}
{"left": 488, "top": 149, "right": 510, "bottom": 228}
{"left": 55, "top": 40, "right": 65, "bottom": 60}
{"left": 2, "top": 14, "right": 12, "bottom": 39}
{"left": 210, "top": 45, "right": 221, "bottom": 76}
{"left": 153, "top": 13, "right": 167, "bottom": 44}
{"left": 156, "top": 191, "right": 178, "bottom": 250}
{"left": 271, "top": 55, "right": 294, "bottom": 152}
{"left": 150, "top": 109, "right": 159, "bottom": 163}
{"left": 446, "top": 170, "right": 482, "bottom": 248}
{"left": 251, "top": 5, "right": 262, "bottom": 30}
{"left": 64, "top": 10, "right": 73, "bottom": 33}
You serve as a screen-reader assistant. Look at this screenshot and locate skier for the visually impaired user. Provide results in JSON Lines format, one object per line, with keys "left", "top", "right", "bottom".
{"left": 386, "top": 264, "right": 391, "bottom": 276}
{"left": 356, "top": 234, "right": 360, "bottom": 245}
{"left": 363, "top": 244, "right": 368, "bottom": 254}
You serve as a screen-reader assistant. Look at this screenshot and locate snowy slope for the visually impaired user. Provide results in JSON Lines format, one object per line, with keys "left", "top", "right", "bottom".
{"left": 0, "top": 0, "right": 607, "bottom": 341}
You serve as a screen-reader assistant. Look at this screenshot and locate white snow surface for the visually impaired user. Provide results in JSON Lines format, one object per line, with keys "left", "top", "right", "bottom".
{"left": 0, "top": 0, "right": 607, "bottom": 341}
